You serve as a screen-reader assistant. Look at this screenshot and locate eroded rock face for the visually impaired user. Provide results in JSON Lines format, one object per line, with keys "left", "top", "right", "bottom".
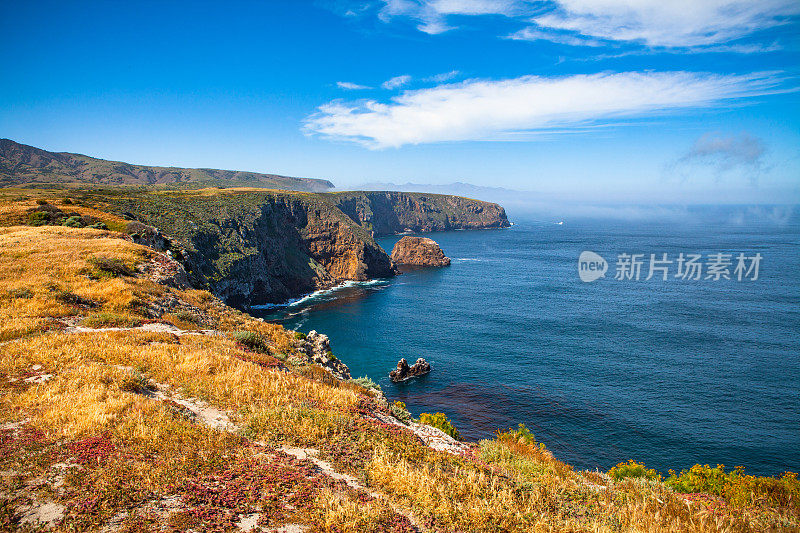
{"left": 98, "top": 189, "right": 508, "bottom": 308}
{"left": 296, "top": 330, "right": 351, "bottom": 380}
{"left": 137, "top": 253, "right": 190, "bottom": 289}
{"left": 101, "top": 192, "right": 396, "bottom": 308}
{"left": 389, "top": 357, "right": 431, "bottom": 382}
{"left": 333, "top": 191, "right": 510, "bottom": 236}
{"left": 391, "top": 237, "right": 451, "bottom": 267}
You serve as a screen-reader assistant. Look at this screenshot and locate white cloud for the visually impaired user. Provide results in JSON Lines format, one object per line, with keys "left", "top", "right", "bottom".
{"left": 425, "top": 70, "right": 462, "bottom": 82}
{"left": 382, "top": 74, "right": 412, "bottom": 89}
{"left": 337, "top": 81, "right": 372, "bottom": 90}
{"left": 379, "top": 0, "right": 521, "bottom": 34}
{"left": 528, "top": 0, "right": 800, "bottom": 48}
{"left": 372, "top": 0, "right": 798, "bottom": 49}
{"left": 305, "top": 71, "right": 786, "bottom": 149}
{"left": 506, "top": 26, "right": 605, "bottom": 46}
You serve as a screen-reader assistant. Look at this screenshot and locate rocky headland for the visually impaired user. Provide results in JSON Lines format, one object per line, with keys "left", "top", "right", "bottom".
{"left": 85, "top": 188, "right": 505, "bottom": 308}
{"left": 331, "top": 190, "right": 510, "bottom": 236}
{"left": 391, "top": 236, "right": 451, "bottom": 267}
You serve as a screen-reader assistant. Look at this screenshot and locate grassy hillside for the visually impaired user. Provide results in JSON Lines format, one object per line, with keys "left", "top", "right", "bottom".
{"left": 0, "top": 139, "right": 335, "bottom": 191}
{"left": 0, "top": 200, "right": 798, "bottom": 531}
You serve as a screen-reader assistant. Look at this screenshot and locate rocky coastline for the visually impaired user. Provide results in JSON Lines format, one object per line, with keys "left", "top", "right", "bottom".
{"left": 92, "top": 188, "right": 506, "bottom": 309}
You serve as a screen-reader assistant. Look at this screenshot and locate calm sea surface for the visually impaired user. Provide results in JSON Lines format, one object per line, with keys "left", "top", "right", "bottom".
{"left": 252, "top": 209, "right": 800, "bottom": 475}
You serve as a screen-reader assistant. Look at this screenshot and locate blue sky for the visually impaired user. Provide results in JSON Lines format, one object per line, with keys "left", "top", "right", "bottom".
{"left": 1, "top": 0, "right": 798, "bottom": 203}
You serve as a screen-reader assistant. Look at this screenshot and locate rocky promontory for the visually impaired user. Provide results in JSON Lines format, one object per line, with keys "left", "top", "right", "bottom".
{"left": 96, "top": 189, "right": 396, "bottom": 308}
{"left": 331, "top": 191, "right": 510, "bottom": 236}
{"left": 391, "top": 236, "right": 451, "bottom": 267}
{"left": 296, "top": 330, "right": 351, "bottom": 380}
{"left": 95, "top": 188, "right": 505, "bottom": 307}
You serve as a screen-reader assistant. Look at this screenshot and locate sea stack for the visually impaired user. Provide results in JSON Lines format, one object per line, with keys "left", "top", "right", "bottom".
{"left": 390, "top": 357, "right": 432, "bottom": 382}
{"left": 390, "top": 236, "right": 451, "bottom": 267}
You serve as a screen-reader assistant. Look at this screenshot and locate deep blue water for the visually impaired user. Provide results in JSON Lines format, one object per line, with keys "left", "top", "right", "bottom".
{"left": 253, "top": 210, "right": 800, "bottom": 476}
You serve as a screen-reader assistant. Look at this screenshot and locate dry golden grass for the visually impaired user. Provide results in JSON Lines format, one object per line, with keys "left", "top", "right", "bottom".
{"left": 0, "top": 191, "right": 128, "bottom": 229}
{"left": 0, "top": 225, "right": 149, "bottom": 306}
{"left": 309, "top": 487, "right": 414, "bottom": 532}
{"left": 3, "top": 331, "right": 358, "bottom": 430}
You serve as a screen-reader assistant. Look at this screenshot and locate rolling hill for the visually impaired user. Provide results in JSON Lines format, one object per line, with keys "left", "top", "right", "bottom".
{"left": 0, "top": 139, "right": 335, "bottom": 191}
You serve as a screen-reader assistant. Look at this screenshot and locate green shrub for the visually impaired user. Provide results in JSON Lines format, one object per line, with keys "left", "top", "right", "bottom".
{"left": 63, "top": 215, "right": 84, "bottom": 228}
{"left": 172, "top": 309, "right": 202, "bottom": 325}
{"left": 88, "top": 222, "right": 109, "bottom": 230}
{"left": 350, "top": 376, "right": 380, "bottom": 391}
{"left": 232, "top": 331, "right": 270, "bottom": 353}
{"left": 294, "top": 331, "right": 307, "bottom": 340}
{"left": 498, "top": 423, "right": 537, "bottom": 446}
{"left": 89, "top": 256, "right": 135, "bottom": 277}
{"left": 28, "top": 211, "right": 51, "bottom": 226}
{"left": 419, "top": 412, "right": 461, "bottom": 440}
{"left": 665, "top": 464, "right": 800, "bottom": 509}
{"left": 390, "top": 401, "right": 411, "bottom": 423}
{"left": 608, "top": 460, "right": 662, "bottom": 482}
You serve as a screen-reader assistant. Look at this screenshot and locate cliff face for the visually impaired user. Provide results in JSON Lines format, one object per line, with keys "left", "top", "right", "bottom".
{"left": 93, "top": 190, "right": 393, "bottom": 307}
{"left": 330, "top": 191, "right": 510, "bottom": 236}
{"left": 70, "top": 188, "right": 508, "bottom": 307}
{"left": 0, "top": 139, "right": 334, "bottom": 191}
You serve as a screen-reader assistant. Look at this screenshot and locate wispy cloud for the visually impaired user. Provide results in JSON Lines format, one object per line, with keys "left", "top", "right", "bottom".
{"left": 381, "top": 74, "right": 412, "bottom": 89}
{"left": 527, "top": 0, "right": 800, "bottom": 48}
{"left": 305, "top": 71, "right": 787, "bottom": 149}
{"left": 366, "top": 0, "right": 798, "bottom": 51}
{"left": 379, "top": 0, "right": 522, "bottom": 34}
{"left": 425, "top": 70, "right": 461, "bottom": 83}
{"left": 337, "top": 81, "right": 373, "bottom": 90}
{"left": 506, "top": 25, "right": 605, "bottom": 47}
{"left": 671, "top": 132, "right": 768, "bottom": 184}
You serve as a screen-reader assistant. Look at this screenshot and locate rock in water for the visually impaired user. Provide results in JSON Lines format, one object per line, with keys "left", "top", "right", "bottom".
{"left": 390, "top": 357, "right": 432, "bottom": 382}
{"left": 390, "top": 237, "right": 451, "bottom": 267}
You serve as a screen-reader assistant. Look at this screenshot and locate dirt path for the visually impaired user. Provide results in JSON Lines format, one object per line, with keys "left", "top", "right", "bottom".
{"left": 61, "top": 320, "right": 221, "bottom": 337}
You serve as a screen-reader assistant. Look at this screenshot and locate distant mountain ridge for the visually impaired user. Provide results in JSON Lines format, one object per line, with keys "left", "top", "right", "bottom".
{"left": 0, "top": 139, "right": 335, "bottom": 191}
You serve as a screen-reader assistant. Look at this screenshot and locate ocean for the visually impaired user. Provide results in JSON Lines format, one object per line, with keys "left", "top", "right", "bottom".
{"left": 252, "top": 207, "right": 800, "bottom": 476}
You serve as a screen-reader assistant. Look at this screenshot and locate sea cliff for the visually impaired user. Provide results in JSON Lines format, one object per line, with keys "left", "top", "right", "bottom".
{"left": 72, "top": 188, "right": 507, "bottom": 307}
{"left": 331, "top": 191, "right": 510, "bottom": 235}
